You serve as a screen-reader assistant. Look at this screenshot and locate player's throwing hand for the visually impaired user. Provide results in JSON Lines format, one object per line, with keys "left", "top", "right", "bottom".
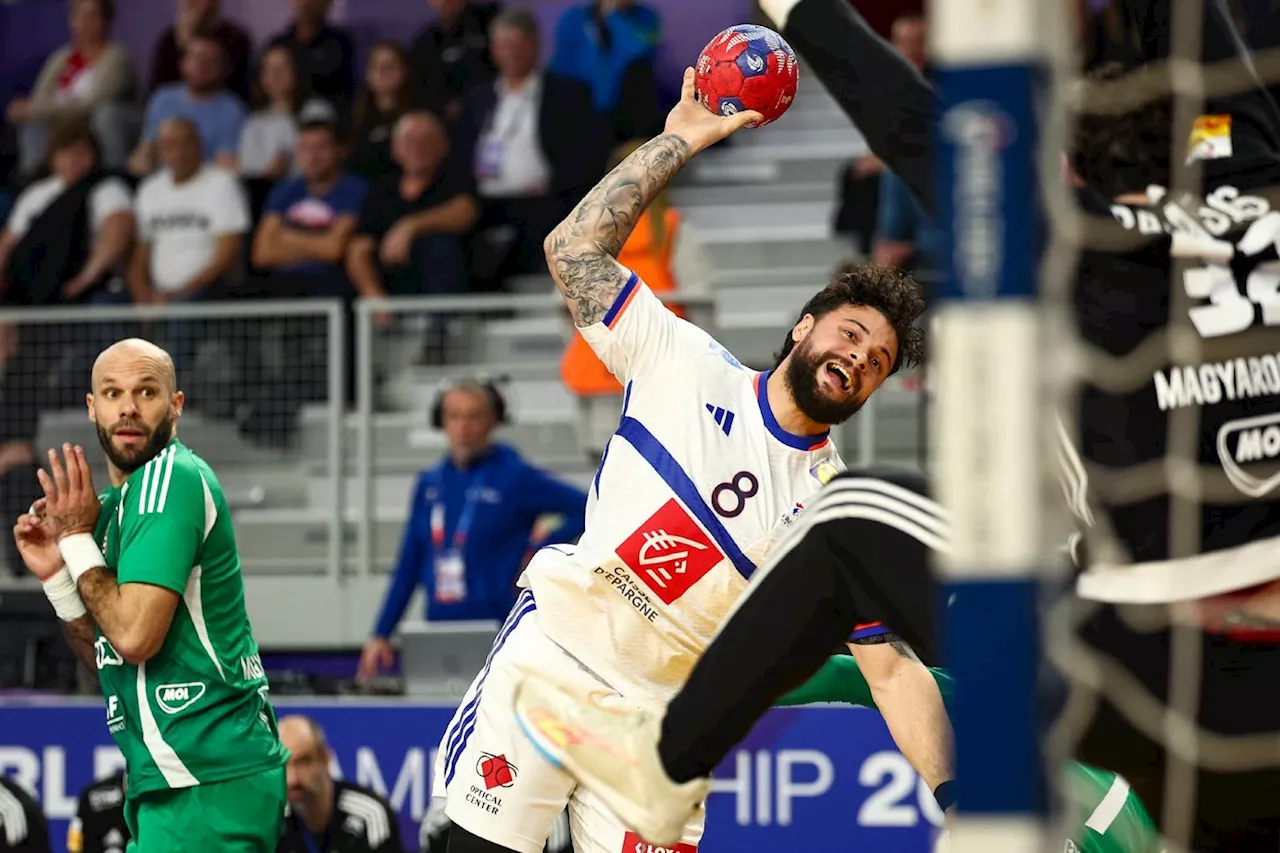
{"left": 663, "top": 67, "right": 763, "bottom": 156}
{"left": 37, "top": 443, "right": 101, "bottom": 541}
{"left": 13, "top": 498, "right": 62, "bottom": 581}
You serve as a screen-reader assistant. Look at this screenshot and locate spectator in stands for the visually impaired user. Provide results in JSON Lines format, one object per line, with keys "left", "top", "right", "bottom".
{"left": 67, "top": 771, "right": 129, "bottom": 853}
{"left": 129, "top": 117, "right": 248, "bottom": 306}
{"left": 549, "top": 0, "right": 663, "bottom": 143}
{"left": 358, "top": 378, "right": 587, "bottom": 679}
{"left": 0, "top": 122, "right": 134, "bottom": 307}
{"left": 832, "top": 12, "right": 925, "bottom": 255}
{"left": 131, "top": 118, "right": 249, "bottom": 397}
{"left": 277, "top": 715, "right": 404, "bottom": 853}
{"left": 0, "top": 328, "right": 42, "bottom": 578}
{"left": 454, "top": 8, "right": 607, "bottom": 291}
{"left": 130, "top": 35, "right": 247, "bottom": 176}
{"left": 252, "top": 106, "right": 366, "bottom": 295}
{"left": 267, "top": 0, "right": 355, "bottom": 107}
{"left": 409, "top": 0, "right": 501, "bottom": 121}
{"left": 149, "top": 0, "right": 252, "bottom": 102}
{"left": 872, "top": 169, "right": 942, "bottom": 283}
{"left": 347, "top": 112, "right": 477, "bottom": 306}
{"left": 248, "top": 104, "right": 366, "bottom": 430}
{"left": 866, "top": 13, "right": 940, "bottom": 292}
{"left": 348, "top": 42, "right": 414, "bottom": 183}
{"left": 0, "top": 123, "right": 132, "bottom": 547}
{"left": 6, "top": 0, "right": 139, "bottom": 177}
{"left": 238, "top": 44, "right": 304, "bottom": 182}
{"left": 0, "top": 776, "right": 50, "bottom": 853}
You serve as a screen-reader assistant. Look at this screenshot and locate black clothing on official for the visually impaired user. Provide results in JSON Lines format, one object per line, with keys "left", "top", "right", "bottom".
{"left": 0, "top": 776, "right": 51, "bottom": 853}
{"left": 277, "top": 779, "right": 403, "bottom": 853}
{"left": 68, "top": 773, "right": 128, "bottom": 853}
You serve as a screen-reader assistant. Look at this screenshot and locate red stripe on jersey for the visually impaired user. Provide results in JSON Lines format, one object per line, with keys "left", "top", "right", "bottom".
{"left": 606, "top": 284, "right": 640, "bottom": 329}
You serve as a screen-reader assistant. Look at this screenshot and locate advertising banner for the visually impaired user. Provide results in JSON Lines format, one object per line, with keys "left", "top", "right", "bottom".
{"left": 0, "top": 700, "right": 940, "bottom": 852}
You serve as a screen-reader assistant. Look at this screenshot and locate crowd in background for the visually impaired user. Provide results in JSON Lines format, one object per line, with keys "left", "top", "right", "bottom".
{"left": 0, "top": 0, "right": 667, "bottom": 310}
{"left": 0, "top": 0, "right": 672, "bottom": 565}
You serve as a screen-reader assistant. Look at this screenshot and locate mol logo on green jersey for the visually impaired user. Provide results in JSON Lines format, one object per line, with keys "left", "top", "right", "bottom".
{"left": 155, "top": 682, "right": 206, "bottom": 714}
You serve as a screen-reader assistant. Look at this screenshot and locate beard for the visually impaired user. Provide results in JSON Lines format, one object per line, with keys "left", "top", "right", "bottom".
{"left": 784, "top": 336, "right": 865, "bottom": 426}
{"left": 96, "top": 414, "right": 174, "bottom": 474}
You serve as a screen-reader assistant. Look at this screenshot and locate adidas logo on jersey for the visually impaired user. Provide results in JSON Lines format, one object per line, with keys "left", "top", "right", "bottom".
{"left": 155, "top": 682, "right": 206, "bottom": 714}
{"left": 705, "top": 404, "right": 735, "bottom": 436}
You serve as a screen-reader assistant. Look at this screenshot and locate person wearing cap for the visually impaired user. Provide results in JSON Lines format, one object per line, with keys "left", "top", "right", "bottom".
{"left": 252, "top": 100, "right": 366, "bottom": 290}
{"left": 247, "top": 102, "right": 368, "bottom": 433}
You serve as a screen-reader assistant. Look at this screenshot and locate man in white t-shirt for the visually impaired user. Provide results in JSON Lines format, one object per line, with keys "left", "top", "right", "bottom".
{"left": 0, "top": 121, "right": 134, "bottom": 304}
{"left": 129, "top": 116, "right": 249, "bottom": 304}
{"left": 128, "top": 116, "right": 249, "bottom": 390}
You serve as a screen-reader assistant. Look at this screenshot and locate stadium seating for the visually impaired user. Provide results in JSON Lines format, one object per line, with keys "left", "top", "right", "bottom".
{"left": 7, "top": 67, "right": 928, "bottom": 648}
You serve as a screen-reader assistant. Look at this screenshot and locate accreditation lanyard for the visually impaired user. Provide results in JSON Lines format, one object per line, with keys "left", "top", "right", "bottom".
{"left": 431, "top": 464, "right": 484, "bottom": 604}
{"left": 430, "top": 465, "right": 485, "bottom": 556}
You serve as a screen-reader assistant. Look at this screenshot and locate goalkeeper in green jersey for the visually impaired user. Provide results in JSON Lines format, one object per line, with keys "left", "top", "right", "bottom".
{"left": 779, "top": 656, "right": 1162, "bottom": 853}
{"left": 13, "top": 338, "right": 289, "bottom": 853}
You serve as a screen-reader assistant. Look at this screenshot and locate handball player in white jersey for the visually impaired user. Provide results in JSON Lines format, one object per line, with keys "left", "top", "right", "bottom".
{"left": 431, "top": 69, "right": 933, "bottom": 853}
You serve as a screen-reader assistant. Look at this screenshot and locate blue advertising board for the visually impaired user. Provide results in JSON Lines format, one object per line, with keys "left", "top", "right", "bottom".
{"left": 0, "top": 699, "right": 940, "bottom": 852}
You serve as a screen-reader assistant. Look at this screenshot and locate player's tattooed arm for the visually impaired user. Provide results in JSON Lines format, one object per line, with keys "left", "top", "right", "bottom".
{"left": 544, "top": 134, "right": 693, "bottom": 327}
{"left": 60, "top": 613, "right": 99, "bottom": 672}
{"left": 77, "top": 568, "right": 180, "bottom": 664}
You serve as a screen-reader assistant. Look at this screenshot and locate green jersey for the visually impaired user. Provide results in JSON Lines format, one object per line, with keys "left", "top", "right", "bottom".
{"left": 781, "top": 656, "right": 1162, "bottom": 853}
{"left": 1060, "top": 762, "right": 1161, "bottom": 853}
{"left": 92, "top": 438, "right": 287, "bottom": 797}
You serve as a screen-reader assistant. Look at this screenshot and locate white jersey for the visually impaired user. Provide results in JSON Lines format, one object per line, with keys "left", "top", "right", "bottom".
{"left": 523, "top": 272, "right": 844, "bottom": 703}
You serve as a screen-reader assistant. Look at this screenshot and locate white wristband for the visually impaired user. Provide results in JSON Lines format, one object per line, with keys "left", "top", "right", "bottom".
{"left": 43, "top": 568, "right": 88, "bottom": 622}
{"left": 59, "top": 533, "right": 106, "bottom": 584}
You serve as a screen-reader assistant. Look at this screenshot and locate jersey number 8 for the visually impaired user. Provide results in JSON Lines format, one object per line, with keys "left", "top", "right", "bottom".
{"left": 713, "top": 471, "right": 759, "bottom": 518}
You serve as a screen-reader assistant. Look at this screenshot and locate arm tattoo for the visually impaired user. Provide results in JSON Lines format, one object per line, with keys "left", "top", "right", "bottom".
{"left": 545, "top": 134, "right": 693, "bottom": 326}
{"left": 60, "top": 614, "right": 98, "bottom": 672}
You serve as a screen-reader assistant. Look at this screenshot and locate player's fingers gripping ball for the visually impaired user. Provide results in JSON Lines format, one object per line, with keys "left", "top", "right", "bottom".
{"left": 694, "top": 24, "right": 799, "bottom": 127}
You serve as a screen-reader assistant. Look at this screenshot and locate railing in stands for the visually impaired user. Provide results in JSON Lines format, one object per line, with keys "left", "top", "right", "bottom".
{"left": 0, "top": 291, "right": 927, "bottom": 648}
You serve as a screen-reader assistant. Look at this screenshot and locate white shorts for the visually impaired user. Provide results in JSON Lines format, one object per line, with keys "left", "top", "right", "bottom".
{"left": 432, "top": 590, "right": 707, "bottom": 853}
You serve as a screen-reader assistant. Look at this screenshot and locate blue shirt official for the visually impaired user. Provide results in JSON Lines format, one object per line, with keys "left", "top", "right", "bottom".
{"left": 373, "top": 442, "right": 587, "bottom": 633}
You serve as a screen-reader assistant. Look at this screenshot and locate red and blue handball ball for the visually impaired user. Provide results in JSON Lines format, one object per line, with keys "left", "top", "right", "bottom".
{"left": 694, "top": 24, "right": 800, "bottom": 127}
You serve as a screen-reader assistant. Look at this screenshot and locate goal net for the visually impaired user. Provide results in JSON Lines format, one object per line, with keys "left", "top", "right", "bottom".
{"left": 932, "top": 1, "right": 1280, "bottom": 852}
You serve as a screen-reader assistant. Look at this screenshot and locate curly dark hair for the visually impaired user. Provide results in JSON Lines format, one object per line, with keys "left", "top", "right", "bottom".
{"left": 773, "top": 264, "right": 926, "bottom": 375}
{"left": 1070, "top": 62, "right": 1174, "bottom": 199}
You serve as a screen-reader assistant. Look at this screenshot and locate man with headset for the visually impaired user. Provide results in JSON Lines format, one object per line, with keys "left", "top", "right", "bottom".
{"left": 358, "top": 377, "right": 588, "bottom": 679}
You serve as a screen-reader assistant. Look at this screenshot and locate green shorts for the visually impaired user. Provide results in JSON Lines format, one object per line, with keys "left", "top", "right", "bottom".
{"left": 125, "top": 765, "right": 286, "bottom": 853}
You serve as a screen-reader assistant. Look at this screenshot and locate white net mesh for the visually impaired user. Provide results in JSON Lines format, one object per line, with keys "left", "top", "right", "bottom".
{"left": 1041, "top": 3, "right": 1280, "bottom": 851}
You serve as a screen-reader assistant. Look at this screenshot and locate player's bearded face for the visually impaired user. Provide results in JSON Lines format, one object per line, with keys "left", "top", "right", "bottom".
{"left": 786, "top": 333, "right": 865, "bottom": 425}
{"left": 96, "top": 411, "right": 174, "bottom": 473}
